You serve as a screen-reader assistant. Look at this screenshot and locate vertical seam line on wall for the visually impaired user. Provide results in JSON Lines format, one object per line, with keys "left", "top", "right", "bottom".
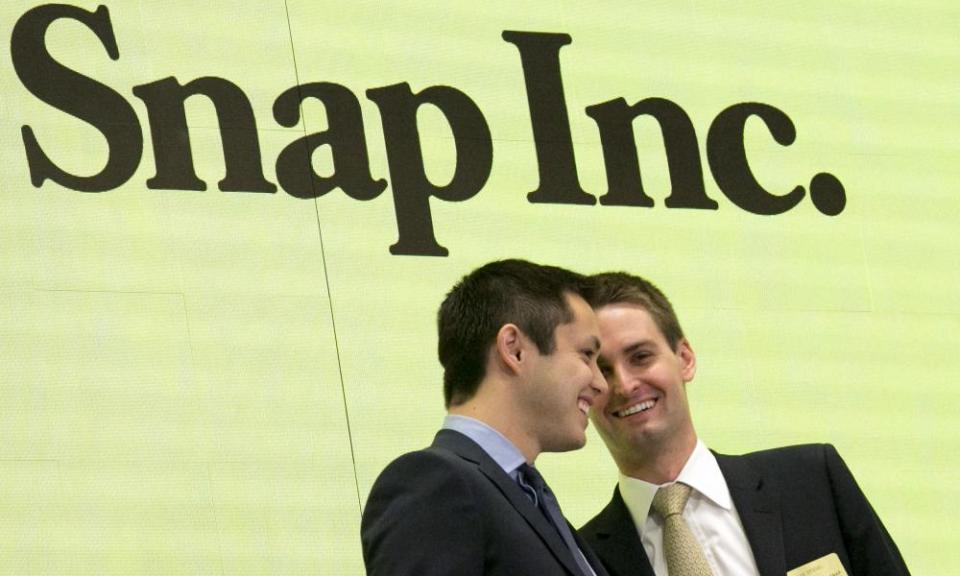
{"left": 282, "top": 0, "right": 364, "bottom": 516}
{"left": 178, "top": 292, "right": 229, "bottom": 576}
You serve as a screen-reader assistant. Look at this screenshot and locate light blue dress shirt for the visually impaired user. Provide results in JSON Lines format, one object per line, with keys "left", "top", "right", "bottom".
{"left": 442, "top": 414, "right": 527, "bottom": 479}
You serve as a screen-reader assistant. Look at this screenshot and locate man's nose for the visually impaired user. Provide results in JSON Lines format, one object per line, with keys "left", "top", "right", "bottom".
{"left": 591, "top": 362, "right": 608, "bottom": 394}
{"left": 611, "top": 364, "right": 638, "bottom": 395}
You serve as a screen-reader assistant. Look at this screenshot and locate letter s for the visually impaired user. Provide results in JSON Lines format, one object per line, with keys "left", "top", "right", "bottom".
{"left": 11, "top": 4, "right": 142, "bottom": 191}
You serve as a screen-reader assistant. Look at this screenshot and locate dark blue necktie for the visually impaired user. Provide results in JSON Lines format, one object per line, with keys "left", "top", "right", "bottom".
{"left": 516, "top": 463, "right": 594, "bottom": 576}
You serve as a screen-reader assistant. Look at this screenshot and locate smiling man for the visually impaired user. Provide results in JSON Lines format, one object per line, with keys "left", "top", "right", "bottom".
{"left": 362, "top": 259, "right": 610, "bottom": 576}
{"left": 578, "top": 272, "right": 910, "bottom": 576}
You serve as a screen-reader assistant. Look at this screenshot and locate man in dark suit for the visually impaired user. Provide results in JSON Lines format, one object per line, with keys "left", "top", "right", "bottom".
{"left": 578, "top": 272, "right": 910, "bottom": 576}
{"left": 362, "top": 260, "right": 611, "bottom": 576}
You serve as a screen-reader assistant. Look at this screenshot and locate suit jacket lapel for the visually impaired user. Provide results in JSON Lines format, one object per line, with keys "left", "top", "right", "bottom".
{"left": 432, "top": 430, "right": 586, "bottom": 576}
{"left": 580, "top": 487, "right": 655, "bottom": 576}
{"left": 715, "top": 453, "right": 786, "bottom": 576}
{"left": 572, "top": 524, "right": 611, "bottom": 576}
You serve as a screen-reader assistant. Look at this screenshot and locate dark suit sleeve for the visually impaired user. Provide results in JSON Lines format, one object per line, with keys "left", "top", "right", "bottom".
{"left": 824, "top": 444, "right": 911, "bottom": 576}
{"left": 361, "top": 450, "right": 485, "bottom": 576}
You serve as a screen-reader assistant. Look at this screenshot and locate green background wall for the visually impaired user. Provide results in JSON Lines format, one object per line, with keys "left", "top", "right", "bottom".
{"left": 1, "top": 1, "right": 956, "bottom": 573}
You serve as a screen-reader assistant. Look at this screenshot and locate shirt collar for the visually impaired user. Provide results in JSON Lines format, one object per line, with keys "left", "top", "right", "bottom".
{"left": 618, "top": 440, "right": 733, "bottom": 533}
{"left": 442, "top": 414, "right": 527, "bottom": 476}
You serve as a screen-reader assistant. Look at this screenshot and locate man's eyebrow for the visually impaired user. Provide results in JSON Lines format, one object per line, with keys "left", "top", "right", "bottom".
{"left": 589, "top": 335, "right": 601, "bottom": 351}
{"left": 621, "top": 341, "right": 654, "bottom": 355}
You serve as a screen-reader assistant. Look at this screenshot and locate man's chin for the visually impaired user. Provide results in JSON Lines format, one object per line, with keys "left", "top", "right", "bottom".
{"left": 548, "top": 433, "right": 587, "bottom": 454}
{"left": 603, "top": 424, "right": 666, "bottom": 452}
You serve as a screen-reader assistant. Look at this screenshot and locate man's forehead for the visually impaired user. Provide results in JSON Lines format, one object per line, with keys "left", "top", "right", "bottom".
{"left": 562, "top": 291, "right": 591, "bottom": 310}
{"left": 597, "top": 302, "right": 658, "bottom": 325}
{"left": 557, "top": 294, "right": 601, "bottom": 342}
{"left": 561, "top": 292, "right": 598, "bottom": 321}
{"left": 596, "top": 303, "right": 668, "bottom": 347}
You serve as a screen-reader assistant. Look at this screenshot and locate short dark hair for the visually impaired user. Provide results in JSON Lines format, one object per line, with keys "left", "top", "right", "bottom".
{"left": 438, "top": 259, "right": 586, "bottom": 408}
{"left": 583, "top": 272, "right": 685, "bottom": 350}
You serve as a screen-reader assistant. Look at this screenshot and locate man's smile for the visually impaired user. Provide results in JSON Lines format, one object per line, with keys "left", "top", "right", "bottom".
{"left": 578, "top": 395, "right": 594, "bottom": 415}
{"left": 612, "top": 397, "right": 657, "bottom": 418}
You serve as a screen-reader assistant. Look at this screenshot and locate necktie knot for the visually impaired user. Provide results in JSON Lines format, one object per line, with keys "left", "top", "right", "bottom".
{"left": 516, "top": 463, "right": 548, "bottom": 507}
{"left": 652, "top": 482, "right": 693, "bottom": 519}
{"left": 517, "top": 463, "right": 546, "bottom": 489}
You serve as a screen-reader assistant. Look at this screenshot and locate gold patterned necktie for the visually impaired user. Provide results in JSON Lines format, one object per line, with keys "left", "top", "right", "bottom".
{"left": 651, "top": 482, "right": 714, "bottom": 576}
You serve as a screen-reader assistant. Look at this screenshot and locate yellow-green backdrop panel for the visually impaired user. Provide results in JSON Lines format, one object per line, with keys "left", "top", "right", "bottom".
{"left": 2, "top": 1, "right": 957, "bottom": 574}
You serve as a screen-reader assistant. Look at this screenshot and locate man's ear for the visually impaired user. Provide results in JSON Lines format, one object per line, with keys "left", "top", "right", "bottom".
{"left": 495, "top": 323, "right": 525, "bottom": 374}
{"left": 676, "top": 338, "right": 697, "bottom": 383}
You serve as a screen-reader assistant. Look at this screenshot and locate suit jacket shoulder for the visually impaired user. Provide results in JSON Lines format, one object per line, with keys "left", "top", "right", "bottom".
{"left": 362, "top": 429, "right": 609, "bottom": 576}
{"left": 717, "top": 443, "right": 910, "bottom": 576}
{"left": 580, "top": 444, "right": 909, "bottom": 576}
{"left": 361, "top": 444, "right": 485, "bottom": 576}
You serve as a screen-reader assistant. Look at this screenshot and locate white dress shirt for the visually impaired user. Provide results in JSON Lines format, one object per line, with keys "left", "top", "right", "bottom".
{"left": 618, "top": 440, "right": 760, "bottom": 576}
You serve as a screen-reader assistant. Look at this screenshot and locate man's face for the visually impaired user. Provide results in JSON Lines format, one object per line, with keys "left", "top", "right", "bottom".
{"left": 520, "top": 294, "right": 607, "bottom": 454}
{"left": 589, "top": 303, "right": 697, "bottom": 463}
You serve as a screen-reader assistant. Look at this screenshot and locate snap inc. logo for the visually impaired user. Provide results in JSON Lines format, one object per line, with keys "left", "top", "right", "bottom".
{"left": 11, "top": 4, "right": 847, "bottom": 256}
